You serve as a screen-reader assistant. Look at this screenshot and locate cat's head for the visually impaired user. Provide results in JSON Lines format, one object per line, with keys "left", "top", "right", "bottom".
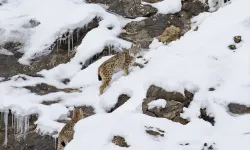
{"left": 129, "top": 43, "right": 141, "bottom": 57}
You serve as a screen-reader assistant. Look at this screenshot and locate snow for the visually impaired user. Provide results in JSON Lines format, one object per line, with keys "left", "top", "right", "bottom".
{"left": 0, "top": 48, "right": 14, "bottom": 55}
{"left": 0, "top": 0, "right": 250, "bottom": 149}
{"left": 148, "top": 99, "right": 167, "bottom": 109}
{"left": 142, "top": 0, "right": 182, "bottom": 14}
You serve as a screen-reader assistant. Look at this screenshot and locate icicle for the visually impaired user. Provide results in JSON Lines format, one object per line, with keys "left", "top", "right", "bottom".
{"left": 77, "top": 28, "right": 79, "bottom": 42}
{"left": 71, "top": 33, "right": 74, "bottom": 53}
{"left": 11, "top": 114, "right": 13, "bottom": 128}
{"left": 56, "top": 40, "right": 59, "bottom": 52}
{"left": 3, "top": 110, "right": 9, "bottom": 147}
{"left": 54, "top": 136, "right": 57, "bottom": 149}
{"left": 68, "top": 35, "right": 70, "bottom": 56}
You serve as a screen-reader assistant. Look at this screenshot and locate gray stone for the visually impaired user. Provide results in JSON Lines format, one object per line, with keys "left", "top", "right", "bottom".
{"left": 87, "top": 0, "right": 158, "bottom": 19}
{"left": 228, "top": 103, "right": 250, "bottom": 114}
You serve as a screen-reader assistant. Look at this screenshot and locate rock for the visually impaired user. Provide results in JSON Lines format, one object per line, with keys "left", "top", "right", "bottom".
{"left": 228, "top": 103, "right": 250, "bottom": 114}
{"left": 228, "top": 44, "right": 236, "bottom": 50}
{"left": 199, "top": 108, "right": 215, "bottom": 126}
{"left": 208, "top": 87, "right": 215, "bottom": 91}
{"left": 146, "top": 85, "right": 194, "bottom": 107}
{"left": 143, "top": 0, "right": 163, "bottom": 3}
{"left": 142, "top": 97, "right": 188, "bottom": 124}
{"left": 156, "top": 25, "right": 182, "bottom": 43}
{"left": 29, "top": 17, "right": 100, "bottom": 73}
{"left": 87, "top": 0, "right": 158, "bottom": 19}
{"left": 23, "top": 19, "right": 41, "bottom": 28}
{"left": 0, "top": 17, "right": 99, "bottom": 78}
{"left": 119, "top": 0, "right": 208, "bottom": 48}
{"left": 23, "top": 83, "right": 81, "bottom": 95}
{"left": 145, "top": 126, "right": 165, "bottom": 137}
{"left": 181, "top": 0, "right": 209, "bottom": 17}
{"left": 0, "top": 111, "right": 55, "bottom": 150}
{"left": 61, "top": 78, "right": 70, "bottom": 85}
{"left": 233, "top": 35, "right": 241, "bottom": 43}
{"left": 41, "top": 99, "right": 61, "bottom": 105}
{"left": 112, "top": 135, "right": 130, "bottom": 147}
{"left": 142, "top": 85, "right": 194, "bottom": 124}
{"left": 0, "top": 41, "right": 24, "bottom": 78}
{"left": 108, "top": 94, "right": 130, "bottom": 113}
{"left": 202, "top": 143, "right": 215, "bottom": 150}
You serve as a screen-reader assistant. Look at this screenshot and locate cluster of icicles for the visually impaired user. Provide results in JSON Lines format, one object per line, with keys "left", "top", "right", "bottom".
{"left": 0, "top": 110, "right": 30, "bottom": 147}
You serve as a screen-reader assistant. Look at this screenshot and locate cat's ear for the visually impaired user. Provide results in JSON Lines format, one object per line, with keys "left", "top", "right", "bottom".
{"left": 131, "top": 43, "right": 136, "bottom": 48}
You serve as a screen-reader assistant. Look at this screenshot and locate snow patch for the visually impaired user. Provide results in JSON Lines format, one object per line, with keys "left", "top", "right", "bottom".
{"left": 148, "top": 99, "right": 167, "bottom": 109}
{"left": 142, "top": 0, "right": 182, "bottom": 14}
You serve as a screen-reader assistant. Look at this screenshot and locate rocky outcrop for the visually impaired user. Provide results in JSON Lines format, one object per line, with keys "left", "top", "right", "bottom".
{"left": 112, "top": 135, "right": 130, "bottom": 147}
{"left": 87, "top": 0, "right": 158, "bottom": 19}
{"left": 0, "top": 17, "right": 100, "bottom": 79}
{"left": 119, "top": 0, "right": 208, "bottom": 48}
{"left": 22, "top": 83, "right": 81, "bottom": 95}
{"left": 142, "top": 85, "right": 194, "bottom": 125}
{"left": 228, "top": 103, "right": 250, "bottom": 114}
{"left": 0, "top": 105, "right": 95, "bottom": 150}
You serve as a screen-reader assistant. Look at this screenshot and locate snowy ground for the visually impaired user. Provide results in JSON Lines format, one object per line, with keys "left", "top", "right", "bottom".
{"left": 1, "top": 0, "right": 250, "bottom": 149}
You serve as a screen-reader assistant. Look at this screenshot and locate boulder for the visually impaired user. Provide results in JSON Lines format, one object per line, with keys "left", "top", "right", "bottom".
{"left": 142, "top": 85, "right": 194, "bottom": 125}
{"left": 87, "top": 0, "right": 158, "bottom": 19}
{"left": 228, "top": 103, "right": 250, "bottom": 114}
{"left": 119, "top": 0, "right": 208, "bottom": 48}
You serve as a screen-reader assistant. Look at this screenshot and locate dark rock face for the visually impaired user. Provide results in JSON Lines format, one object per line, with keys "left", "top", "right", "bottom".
{"left": 228, "top": 103, "right": 250, "bottom": 114}
{"left": 142, "top": 85, "right": 194, "bottom": 125}
{"left": 0, "top": 17, "right": 100, "bottom": 78}
{"left": 108, "top": 94, "right": 131, "bottom": 113}
{"left": 0, "top": 111, "right": 55, "bottom": 150}
{"left": 199, "top": 108, "right": 215, "bottom": 126}
{"left": 119, "top": 0, "right": 208, "bottom": 48}
{"left": 23, "top": 83, "right": 81, "bottom": 96}
{"left": 87, "top": 0, "right": 158, "bottom": 19}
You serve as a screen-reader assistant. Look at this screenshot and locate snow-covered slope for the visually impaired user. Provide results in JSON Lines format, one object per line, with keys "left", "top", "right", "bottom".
{"left": 1, "top": 0, "right": 250, "bottom": 149}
